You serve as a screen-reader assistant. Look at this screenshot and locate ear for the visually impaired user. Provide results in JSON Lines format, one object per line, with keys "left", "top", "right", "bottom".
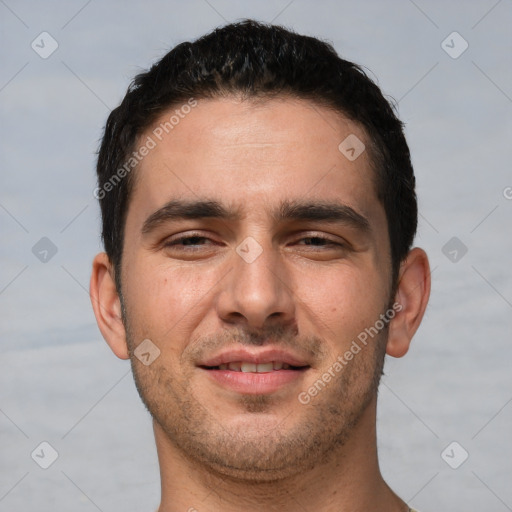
{"left": 386, "top": 247, "right": 431, "bottom": 358}
{"left": 90, "top": 252, "right": 129, "bottom": 359}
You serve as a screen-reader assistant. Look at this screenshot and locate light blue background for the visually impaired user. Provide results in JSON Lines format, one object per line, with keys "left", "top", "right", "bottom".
{"left": 1, "top": 1, "right": 511, "bottom": 510}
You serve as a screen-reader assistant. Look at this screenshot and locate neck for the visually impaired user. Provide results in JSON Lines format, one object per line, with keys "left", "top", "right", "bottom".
{"left": 154, "top": 398, "right": 408, "bottom": 512}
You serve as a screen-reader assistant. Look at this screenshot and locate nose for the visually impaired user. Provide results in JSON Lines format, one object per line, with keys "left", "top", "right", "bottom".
{"left": 216, "top": 240, "right": 296, "bottom": 330}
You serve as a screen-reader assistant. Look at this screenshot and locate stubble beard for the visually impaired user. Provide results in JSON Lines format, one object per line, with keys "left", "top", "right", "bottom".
{"left": 124, "top": 319, "right": 387, "bottom": 483}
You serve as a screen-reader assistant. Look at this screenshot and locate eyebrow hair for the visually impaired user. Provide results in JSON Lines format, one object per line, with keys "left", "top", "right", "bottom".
{"left": 141, "top": 198, "right": 371, "bottom": 235}
{"left": 142, "top": 199, "right": 239, "bottom": 234}
{"left": 274, "top": 200, "right": 371, "bottom": 233}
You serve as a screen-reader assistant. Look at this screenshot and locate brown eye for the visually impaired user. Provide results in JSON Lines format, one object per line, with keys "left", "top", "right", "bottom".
{"left": 301, "top": 237, "right": 332, "bottom": 246}
{"left": 162, "top": 232, "right": 221, "bottom": 259}
{"left": 168, "top": 236, "right": 210, "bottom": 247}
{"left": 296, "top": 236, "right": 345, "bottom": 248}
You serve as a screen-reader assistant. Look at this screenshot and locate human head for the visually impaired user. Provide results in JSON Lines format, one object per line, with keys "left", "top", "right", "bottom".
{"left": 95, "top": 19, "right": 417, "bottom": 294}
{"left": 90, "top": 20, "right": 431, "bottom": 498}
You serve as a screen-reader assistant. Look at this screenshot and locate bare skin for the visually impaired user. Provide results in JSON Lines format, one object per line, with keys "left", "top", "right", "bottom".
{"left": 90, "top": 96, "right": 430, "bottom": 512}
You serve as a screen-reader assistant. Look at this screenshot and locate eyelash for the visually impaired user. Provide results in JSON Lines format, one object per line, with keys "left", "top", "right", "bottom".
{"left": 296, "top": 236, "right": 344, "bottom": 247}
{"left": 164, "top": 233, "right": 213, "bottom": 249}
{"left": 164, "top": 233, "right": 346, "bottom": 250}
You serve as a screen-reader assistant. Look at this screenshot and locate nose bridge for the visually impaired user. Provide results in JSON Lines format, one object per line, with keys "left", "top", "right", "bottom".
{"left": 238, "top": 238, "right": 280, "bottom": 294}
{"left": 217, "top": 236, "right": 295, "bottom": 328}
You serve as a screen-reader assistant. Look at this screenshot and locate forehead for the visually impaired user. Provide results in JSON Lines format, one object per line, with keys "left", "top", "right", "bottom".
{"left": 128, "top": 97, "right": 384, "bottom": 228}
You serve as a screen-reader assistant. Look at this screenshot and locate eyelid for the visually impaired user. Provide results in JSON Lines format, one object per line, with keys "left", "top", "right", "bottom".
{"left": 166, "top": 230, "right": 213, "bottom": 241}
{"left": 291, "top": 230, "right": 348, "bottom": 244}
{"left": 161, "top": 229, "right": 348, "bottom": 248}
{"left": 167, "top": 230, "right": 208, "bottom": 239}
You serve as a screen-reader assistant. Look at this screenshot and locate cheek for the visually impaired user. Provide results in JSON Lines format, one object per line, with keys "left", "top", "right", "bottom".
{"left": 122, "top": 258, "right": 219, "bottom": 338}
{"left": 293, "top": 263, "right": 388, "bottom": 343}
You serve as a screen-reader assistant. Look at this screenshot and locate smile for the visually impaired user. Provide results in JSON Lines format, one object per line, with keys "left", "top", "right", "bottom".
{"left": 203, "top": 361, "right": 308, "bottom": 372}
{"left": 200, "top": 362, "right": 310, "bottom": 395}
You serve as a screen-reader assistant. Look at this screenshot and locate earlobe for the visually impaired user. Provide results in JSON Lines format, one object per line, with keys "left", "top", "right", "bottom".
{"left": 89, "top": 252, "right": 130, "bottom": 360}
{"left": 386, "top": 247, "right": 431, "bottom": 358}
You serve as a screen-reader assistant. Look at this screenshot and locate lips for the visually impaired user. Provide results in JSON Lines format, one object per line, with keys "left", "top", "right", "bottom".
{"left": 214, "top": 361, "right": 300, "bottom": 372}
{"left": 198, "top": 348, "right": 311, "bottom": 370}
{"left": 198, "top": 348, "right": 311, "bottom": 394}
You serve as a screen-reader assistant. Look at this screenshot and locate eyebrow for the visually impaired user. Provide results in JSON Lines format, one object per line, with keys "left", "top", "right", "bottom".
{"left": 141, "top": 199, "right": 371, "bottom": 235}
{"left": 142, "top": 200, "right": 238, "bottom": 234}
{"left": 274, "top": 200, "right": 371, "bottom": 233}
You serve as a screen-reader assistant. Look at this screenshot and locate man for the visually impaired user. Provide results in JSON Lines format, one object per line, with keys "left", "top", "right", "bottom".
{"left": 90, "top": 20, "right": 430, "bottom": 512}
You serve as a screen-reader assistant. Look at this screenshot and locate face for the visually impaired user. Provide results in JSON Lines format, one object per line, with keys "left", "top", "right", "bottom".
{"left": 119, "top": 97, "right": 394, "bottom": 480}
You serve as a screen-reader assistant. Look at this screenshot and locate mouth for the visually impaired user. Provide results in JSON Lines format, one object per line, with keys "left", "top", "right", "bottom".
{"left": 200, "top": 361, "right": 310, "bottom": 372}
{"left": 198, "top": 350, "right": 311, "bottom": 395}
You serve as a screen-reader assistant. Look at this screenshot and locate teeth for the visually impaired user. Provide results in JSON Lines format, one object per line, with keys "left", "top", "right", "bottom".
{"left": 241, "top": 362, "right": 257, "bottom": 372}
{"left": 216, "top": 361, "right": 292, "bottom": 372}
